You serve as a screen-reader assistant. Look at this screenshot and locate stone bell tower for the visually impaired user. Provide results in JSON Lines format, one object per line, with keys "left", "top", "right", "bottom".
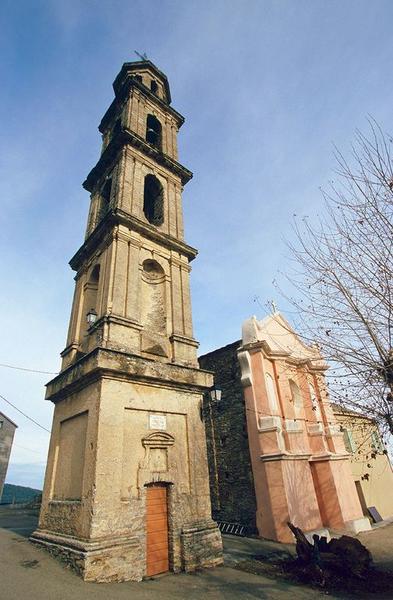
{"left": 31, "top": 60, "right": 223, "bottom": 582}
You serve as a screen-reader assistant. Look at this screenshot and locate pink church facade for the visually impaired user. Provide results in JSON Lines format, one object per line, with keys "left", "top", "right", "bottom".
{"left": 199, "top": 313, "right": 371, "bottom": 543}
{"left": 238, "top": 313, "right": 370, "bottom": 542}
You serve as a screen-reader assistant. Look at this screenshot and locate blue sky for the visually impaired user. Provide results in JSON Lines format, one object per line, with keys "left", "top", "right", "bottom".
{"left": 1, "top": 0, "right": 393, "bottom": 489}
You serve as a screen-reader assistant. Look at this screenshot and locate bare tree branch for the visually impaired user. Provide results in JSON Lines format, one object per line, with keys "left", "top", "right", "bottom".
{"left": 279, "top": 121, "right": 393, "bottom": 436}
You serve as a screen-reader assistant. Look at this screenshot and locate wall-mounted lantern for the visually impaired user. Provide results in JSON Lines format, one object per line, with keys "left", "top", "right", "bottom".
{"left": 86, "top": 308, "right": 98, "bottom": 327}
{"left": 210, "top": 386, "right": 222, "bottom": 403}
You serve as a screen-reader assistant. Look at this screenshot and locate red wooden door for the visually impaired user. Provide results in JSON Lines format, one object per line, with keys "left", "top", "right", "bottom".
{"left": 146, "top": 484, "right": 169, "bottom": 576}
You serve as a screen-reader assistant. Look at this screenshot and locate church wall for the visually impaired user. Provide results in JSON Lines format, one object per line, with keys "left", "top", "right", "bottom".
{"left": 200, "top": 314, "right": 373, "bottom": 543}
{"left": 333, "top": 410, "right": 393, "bottom": 520}
{"left": 199, "top": 342, "right": 258, "bottom": 533}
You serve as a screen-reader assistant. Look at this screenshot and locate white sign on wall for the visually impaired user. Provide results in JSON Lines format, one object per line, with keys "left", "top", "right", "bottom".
{"left": 149, "top": 414, "right": 167, "bottom": 430}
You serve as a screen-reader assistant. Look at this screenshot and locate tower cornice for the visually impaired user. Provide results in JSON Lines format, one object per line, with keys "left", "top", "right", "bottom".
{"left": 112, "top": 60, "right": 172, "bottom": 101}
{"left": 83, "top": 128, "right": 192, "bottom": 192}
{"left": 69, "top": 209, "right": 198, "bottom": 272}
{"left": 45, "top": 346, "right": 213, "bottom": 403}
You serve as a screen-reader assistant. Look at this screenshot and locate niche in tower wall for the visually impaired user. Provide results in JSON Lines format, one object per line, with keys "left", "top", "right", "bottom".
{"left": 143, "top": 175, "right": 164, "bottom": 226}
{"left": 53, "top": 411, "right": 88, "bottom": 501}
{"left": 140, "top": 259, "right": 168, "bottom": 357}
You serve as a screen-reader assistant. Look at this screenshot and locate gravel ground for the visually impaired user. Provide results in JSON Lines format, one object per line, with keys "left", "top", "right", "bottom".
{"left": 0, "top": 507, "right": 346, "bottom": 600}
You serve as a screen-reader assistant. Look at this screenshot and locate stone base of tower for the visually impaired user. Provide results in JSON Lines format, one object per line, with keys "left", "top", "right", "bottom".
{"left": 31, "top": 519, "right": 222, "bottom": 582}
{"left": 30, "top": 530, "right": 145, "bottom": 582}
{"left": 33, "top": 347, "right": 223, "bottom": 582}
{"left": 181, "top": 520, "right": 223, "bottom": 572}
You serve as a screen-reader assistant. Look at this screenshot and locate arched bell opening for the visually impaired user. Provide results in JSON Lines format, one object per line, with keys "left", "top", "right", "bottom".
{"left": 150, "top": 80, "right": 158, "bottom": 95}
{"left": 146, "top": 114, "right": 162, "bottom": 150}
{"left": 143, "top": 174, "right": 164, "bottom": 226}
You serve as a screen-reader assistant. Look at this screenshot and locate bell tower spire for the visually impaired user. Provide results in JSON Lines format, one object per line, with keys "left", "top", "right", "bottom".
{"left": 31, "top": 60, "right": 223, "bottom": 582}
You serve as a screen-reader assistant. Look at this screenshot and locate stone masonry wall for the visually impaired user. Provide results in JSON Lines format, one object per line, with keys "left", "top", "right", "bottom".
{"left": 199, "top": 342, "right": 257, "bottom": 533}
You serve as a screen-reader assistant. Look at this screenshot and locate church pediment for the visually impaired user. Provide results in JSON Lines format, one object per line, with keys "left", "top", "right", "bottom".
{"left": 241, "top": 313, "right": 327, "bottom": 369}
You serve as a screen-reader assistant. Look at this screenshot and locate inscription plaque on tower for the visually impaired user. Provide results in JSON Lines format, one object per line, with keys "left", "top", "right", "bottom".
{"left": 149, "top": 414, "right": 167, "bottom": 430}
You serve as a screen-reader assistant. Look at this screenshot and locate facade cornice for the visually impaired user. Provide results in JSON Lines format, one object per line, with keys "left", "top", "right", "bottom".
{"left": 241, "top": 340, "right": 291, "bottom": 358}
{"left": 260, "top": 451, "right": 312, "bottom": 463}
{"left": 331, "top": 403, "right": 375, "bottom": 423}
{"left": 240, "top": 340, "right": 328, "bottom": 371}
{"left": 83, "top": 128, "right": 192, "bottom": 192}
{"left": 69, "top": 210, "right": 198, "bottom": 272}
{"left": 309, "top": 453, "right": 349, "bottom": 462}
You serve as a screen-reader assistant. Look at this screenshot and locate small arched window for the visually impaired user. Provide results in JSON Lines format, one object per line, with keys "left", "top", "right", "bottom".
{"left": 134, "top": 74, "right": 142, "bottom": 84}
{"left": 151, "top": 80, "right": 158, "bottom": 94}
{"left": 289, "top": 379, "right": 302, "bottom": 417}
{"left": 143, "top": 174, "right": 164, "bottom": 226}
{"left": 265, "top": 373, "right": 279, "bottom": 413}
{"left": 146, "top": 114, "right": 162, "bottom": 150}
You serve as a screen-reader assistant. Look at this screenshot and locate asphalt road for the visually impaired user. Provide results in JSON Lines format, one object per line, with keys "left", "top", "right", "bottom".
{"left": 0, "top": 507, "right": 347, "bottom": 600}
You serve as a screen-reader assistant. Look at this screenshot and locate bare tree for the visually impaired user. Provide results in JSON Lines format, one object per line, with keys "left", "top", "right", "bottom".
{"left": 283, "top": 120, "right": 393, "bottom": 437}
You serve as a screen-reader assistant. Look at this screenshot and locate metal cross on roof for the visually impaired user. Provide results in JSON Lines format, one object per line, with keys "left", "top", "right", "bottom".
{"left": 135, "top": 50, "right": 148, "bottom": 61}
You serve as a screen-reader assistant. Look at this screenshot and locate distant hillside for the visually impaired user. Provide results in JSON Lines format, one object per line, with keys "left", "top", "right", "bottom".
{"left": 1, "top": 483, "right": 41, "bottom": 504}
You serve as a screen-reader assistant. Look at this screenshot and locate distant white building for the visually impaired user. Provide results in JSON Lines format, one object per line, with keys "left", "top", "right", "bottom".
{"left": 0, "top": 411, "right": 17, "bottom": 501}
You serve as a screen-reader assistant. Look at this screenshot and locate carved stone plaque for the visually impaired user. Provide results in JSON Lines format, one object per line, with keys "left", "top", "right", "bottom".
{"left": 149, "top": 414, "right": 167, "bottom": 430}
